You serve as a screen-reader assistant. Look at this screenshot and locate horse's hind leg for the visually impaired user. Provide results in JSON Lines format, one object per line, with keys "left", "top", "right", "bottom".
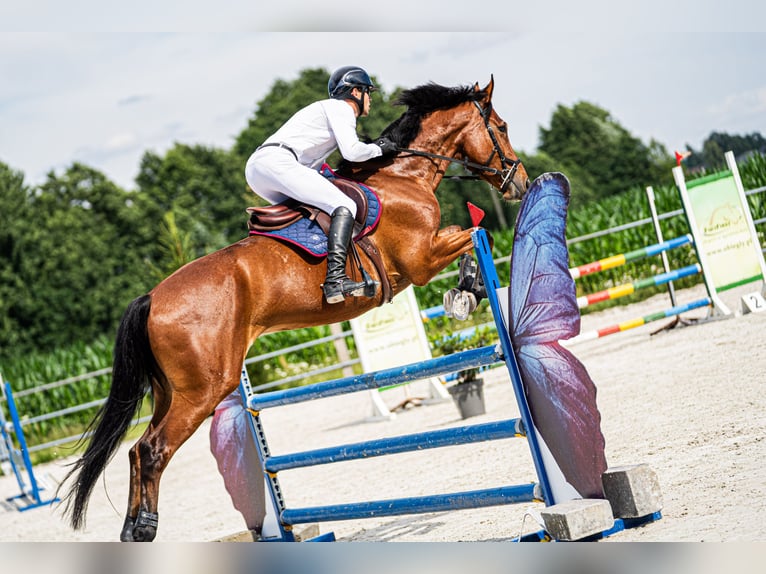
{"left": 121, "top": 379, "right": 172, "bottom": 542}
{"left": 126, "top": 399, "right": 215, "bottom": 542}
{"left": 121, "top": 442, "right": 143, "bottom": 541}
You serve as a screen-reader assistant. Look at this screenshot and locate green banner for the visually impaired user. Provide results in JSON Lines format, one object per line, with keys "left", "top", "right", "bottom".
{"left": 686, "top": 171, "right": 762, "bottom": 291}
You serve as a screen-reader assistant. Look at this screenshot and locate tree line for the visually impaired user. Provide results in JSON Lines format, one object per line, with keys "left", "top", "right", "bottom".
{"left": 1, "top": 66, "right": 762, "bottom": 361}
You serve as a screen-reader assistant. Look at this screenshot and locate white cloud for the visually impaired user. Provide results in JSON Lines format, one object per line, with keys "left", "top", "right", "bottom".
{"left": 105, "top": 133, "right": 138, "bottom": 151}
{"left": 708, "top": 87, "right": 766, "bottom": 124}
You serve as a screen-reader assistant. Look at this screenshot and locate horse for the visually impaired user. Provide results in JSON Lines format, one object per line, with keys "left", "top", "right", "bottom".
{"left": 59, "top": 76, "right": 530, "bottom": 541}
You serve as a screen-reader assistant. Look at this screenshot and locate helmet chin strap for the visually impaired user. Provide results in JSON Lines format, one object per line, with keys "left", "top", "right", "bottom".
{"left": 348, "top": 87, "right": 368, "bottom": 116}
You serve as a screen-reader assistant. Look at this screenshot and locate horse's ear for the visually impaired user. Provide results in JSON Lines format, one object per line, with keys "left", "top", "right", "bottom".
{"left": 473, "top": 81, "right": 481, "bottom": 92}
{"left": 483, "top": 75, "right": 495, "bottom": 100}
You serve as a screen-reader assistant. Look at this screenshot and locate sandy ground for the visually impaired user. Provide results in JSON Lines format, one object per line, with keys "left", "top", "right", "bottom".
{"left": 1, "top": 283, "right": 765, "bottom": 543}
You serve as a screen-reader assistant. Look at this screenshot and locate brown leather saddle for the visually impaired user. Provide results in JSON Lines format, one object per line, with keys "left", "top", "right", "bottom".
{"left": 247, "top": 178, "right": 369, "bottom": 234}
{"left": 246, "top": 178, "right": 392, "bottom": 304}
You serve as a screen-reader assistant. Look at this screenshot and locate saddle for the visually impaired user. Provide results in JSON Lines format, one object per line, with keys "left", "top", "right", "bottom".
{"left": 246, "top": 166, "right": 392, "bottom": 304}
{"left": 246, "top": 178, "right": 370, "bottom": 234}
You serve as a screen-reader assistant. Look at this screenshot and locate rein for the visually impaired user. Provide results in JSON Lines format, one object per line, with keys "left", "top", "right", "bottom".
{"left": 391, "top": 101, "right": 521, "bottom": 194}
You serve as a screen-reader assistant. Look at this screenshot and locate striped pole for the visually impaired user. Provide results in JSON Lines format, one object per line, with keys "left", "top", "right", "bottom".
{"left": 569, "top": 234, "right": 693, "bottom": 279}
{"left": 562, "top": 297, "right": 711, "bottom": 346}
{"left": 576, "top": 264, "right": 701, "bottom": 308}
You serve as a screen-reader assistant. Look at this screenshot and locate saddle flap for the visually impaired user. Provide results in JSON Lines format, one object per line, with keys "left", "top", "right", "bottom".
{"left": 331, "top": 179, "right": 369, "bottom": 226}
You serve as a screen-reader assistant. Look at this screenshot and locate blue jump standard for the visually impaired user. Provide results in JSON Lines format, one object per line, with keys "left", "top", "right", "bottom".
{"left": 238, "top": 228, "right": 661, "bottom": 541}
{"left": 1, "top": 382, "right": 60, "bottom": 511}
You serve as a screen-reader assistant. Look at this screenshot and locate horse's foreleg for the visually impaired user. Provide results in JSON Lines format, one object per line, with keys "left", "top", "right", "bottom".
{"left": 437, "top": 225, "right": 464, "bottom": 237}
{"left": 433, "top": 225, "right": 494, "bottom": 262}
{"left": 407, "top": 226, "right": 478, "bottom": 285}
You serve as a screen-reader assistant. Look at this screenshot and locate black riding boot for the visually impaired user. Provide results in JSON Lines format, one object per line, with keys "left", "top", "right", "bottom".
{"left": 322, "top": 206, "right": 369, "bottom": 304}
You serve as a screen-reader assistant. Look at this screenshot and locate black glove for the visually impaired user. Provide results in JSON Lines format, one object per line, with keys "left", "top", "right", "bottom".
{"left": 376, "top": 137, "right": 398, "bottom": 156}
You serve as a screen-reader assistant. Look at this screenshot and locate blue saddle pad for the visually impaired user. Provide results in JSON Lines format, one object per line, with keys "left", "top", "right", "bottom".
{"left": 249, "top": 165, "right": 381, "bottom": 257}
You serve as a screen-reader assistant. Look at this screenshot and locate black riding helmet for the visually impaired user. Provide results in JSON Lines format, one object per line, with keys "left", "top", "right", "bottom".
{"left": 328, "top": 66, "right": 376, "bottom": 114}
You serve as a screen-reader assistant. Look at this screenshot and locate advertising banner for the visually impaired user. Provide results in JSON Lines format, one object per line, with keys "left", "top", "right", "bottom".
{"left": 685, "top": 171, "right": 762, "bottom": 291}
{"left": 350, "top": 286, "right": 448, "bottom": 418}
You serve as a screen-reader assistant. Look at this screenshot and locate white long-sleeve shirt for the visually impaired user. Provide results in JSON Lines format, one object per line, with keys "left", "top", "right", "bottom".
{"left": 263, "top": 98, "right": 382, "bottom": 169}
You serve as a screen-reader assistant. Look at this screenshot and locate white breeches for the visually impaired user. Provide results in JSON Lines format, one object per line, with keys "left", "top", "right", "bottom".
{"left": 245, "top": 147, "right": 357, "bottom": 217}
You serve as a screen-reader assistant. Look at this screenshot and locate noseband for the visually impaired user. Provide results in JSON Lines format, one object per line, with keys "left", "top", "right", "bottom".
{"left": 392, "top": 100, "right": 523, "bottom": 196}
{"left": 472, "top": 101, "right": 522, "bottom": 196}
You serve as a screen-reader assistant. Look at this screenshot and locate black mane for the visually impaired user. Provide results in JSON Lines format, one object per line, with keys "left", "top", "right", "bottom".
{"left": 381, "top": 83, "right": 482, "bottom": 148}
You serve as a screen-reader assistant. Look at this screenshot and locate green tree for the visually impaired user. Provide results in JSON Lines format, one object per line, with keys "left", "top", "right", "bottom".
{"left": 538, "top": 101, "right": 672, "bottom": 200}
{"left": 6, "top": 164, "right": 148, "bottom": 355}
{"left": 684, "top": 131, "right": 766, "bottom": 170}
{"left": 145, "top": 210, "right": 197, "bottom": 283}
{"left": 518, "top": 149, "right": 600, "bottom": 208}
{"left": 0, "top": 162, "right": 33, "bottom": 354}
{"left": 134, "top": 143, "right": 247, "bottom": 271}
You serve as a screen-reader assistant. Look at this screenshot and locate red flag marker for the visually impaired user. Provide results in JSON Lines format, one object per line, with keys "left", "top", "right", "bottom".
{"left": 467, "top": 202, "right": 485, "bottom": 227}
{"left": 675, "top": 150, "right": 691, "bottom": 166}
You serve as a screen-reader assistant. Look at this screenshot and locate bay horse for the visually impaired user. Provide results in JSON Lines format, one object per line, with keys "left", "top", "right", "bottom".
{"left": 59, "top": 76, "right": 530, "bottom": 541}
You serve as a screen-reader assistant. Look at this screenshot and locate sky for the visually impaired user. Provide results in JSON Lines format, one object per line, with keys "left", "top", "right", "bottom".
{"left": 2, "top": 1, "right": 765, "bottom": 190}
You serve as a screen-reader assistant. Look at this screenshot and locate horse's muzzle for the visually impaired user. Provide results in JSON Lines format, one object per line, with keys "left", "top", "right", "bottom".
{"left": 502, "top": 177, "right": 530, "bottom": 201}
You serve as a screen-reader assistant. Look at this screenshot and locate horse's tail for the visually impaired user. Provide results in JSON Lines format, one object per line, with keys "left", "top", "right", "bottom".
{"left": 60, "top": 293, "right": 159, "bottom": 530}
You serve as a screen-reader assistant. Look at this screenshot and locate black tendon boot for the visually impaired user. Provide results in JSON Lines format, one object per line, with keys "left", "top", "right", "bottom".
{"left": 322, "top": 206, "right": 369, "bottom": 304}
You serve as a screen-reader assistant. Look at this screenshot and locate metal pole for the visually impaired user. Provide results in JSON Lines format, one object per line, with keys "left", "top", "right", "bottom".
{"left": 646, "top": 186, "right": 677, "bottom": 306}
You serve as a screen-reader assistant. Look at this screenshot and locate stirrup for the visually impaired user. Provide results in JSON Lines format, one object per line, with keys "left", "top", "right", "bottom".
{"left": 359, "top": 267, "right": 380, "bottom": 298}
{"left": 323, "top": 278, "right": 371, "bottom": 304}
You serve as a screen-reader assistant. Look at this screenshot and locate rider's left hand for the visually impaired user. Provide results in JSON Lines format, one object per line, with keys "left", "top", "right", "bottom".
{"left": 376, "top": 137, "right": 398, "bottom": 156}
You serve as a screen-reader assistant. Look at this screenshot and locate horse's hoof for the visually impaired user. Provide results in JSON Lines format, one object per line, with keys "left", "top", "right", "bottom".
{"left": 443, "top": 288, "right": 459, "bottom": 318}
{"left": 120, "top": 515, "right": 135, "bottom": 542}
{"left": 452, "top": 291, "right": 477, "bottom": 321}
{"left": 132, "top": 526, "right": 157, "bottom": 542}
{"left": 131, "top": 511, "right": 158, "bottom": 542}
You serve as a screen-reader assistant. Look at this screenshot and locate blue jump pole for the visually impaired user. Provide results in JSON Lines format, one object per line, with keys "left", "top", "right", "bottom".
{"left": 248, "top": 344, "right": 502, "bottom": 411}
{"left": 281, "top": 483, "right": 538, "bottom": 525}
{"left": 265, "top": 418, "right": 524, "bottom": 473}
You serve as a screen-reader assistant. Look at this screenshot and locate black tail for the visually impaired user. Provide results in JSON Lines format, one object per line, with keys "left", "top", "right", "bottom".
{"left": 59, "top": 294, "right": 158, "bottom": 529}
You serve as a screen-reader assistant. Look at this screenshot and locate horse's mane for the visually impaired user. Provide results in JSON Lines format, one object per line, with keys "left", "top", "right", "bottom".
{"left": 336, "top": 82, "right": 483, "bottom": 176}
{"left": 381, "top": 83, "right": 483, "bottom": 148}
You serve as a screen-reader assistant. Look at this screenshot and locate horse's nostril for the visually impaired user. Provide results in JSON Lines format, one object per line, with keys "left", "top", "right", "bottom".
{"left": 525, "top": 178, "right": 531, "bottom": 190}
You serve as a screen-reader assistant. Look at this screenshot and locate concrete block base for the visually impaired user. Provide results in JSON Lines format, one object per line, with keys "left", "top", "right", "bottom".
{"left": 602, "top": 464, "right": 663, "bottom": 518}
{"left": 540, "top": 498, "right": 614, "bottom": 541}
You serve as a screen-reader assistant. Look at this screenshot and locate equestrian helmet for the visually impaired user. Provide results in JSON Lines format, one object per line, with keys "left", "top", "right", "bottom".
{"left": 328, "top": 66, "right": 376, "bottom": 99}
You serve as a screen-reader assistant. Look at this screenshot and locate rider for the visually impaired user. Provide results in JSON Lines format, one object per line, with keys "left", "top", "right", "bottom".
{"left": 245, "top": 66, "right": 398, "bottom": 304}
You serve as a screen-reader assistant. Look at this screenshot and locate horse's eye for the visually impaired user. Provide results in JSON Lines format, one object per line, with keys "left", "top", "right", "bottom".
{"left": 497, "top": 124, "right": 508, "bottom": 133}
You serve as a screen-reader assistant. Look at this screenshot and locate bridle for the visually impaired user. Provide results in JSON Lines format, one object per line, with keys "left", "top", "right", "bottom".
{"left": 392, "top": 100, "right": 523, "bottom": 196}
